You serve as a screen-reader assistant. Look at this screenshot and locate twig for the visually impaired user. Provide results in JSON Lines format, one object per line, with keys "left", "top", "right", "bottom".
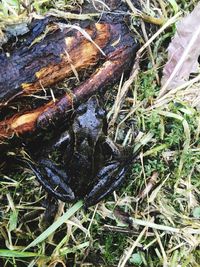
{"left": 118, "top": 224, "right": 148, "bottom": 267}
{"left": 130, "top": 217, "right": 200, "bottom": 234}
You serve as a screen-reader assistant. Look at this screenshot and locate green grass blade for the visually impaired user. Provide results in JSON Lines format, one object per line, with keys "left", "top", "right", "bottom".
{"left": 0, "top": 249, "right": 41, "bottom": 258}
{"left": 60, "top": 241, "right": 90, "bottom": 256}
{"left": 167, "top": 0, "right": 179, "bottom": 13}
{"left": 24, "top": 200, "right": 83, "bottom": 251}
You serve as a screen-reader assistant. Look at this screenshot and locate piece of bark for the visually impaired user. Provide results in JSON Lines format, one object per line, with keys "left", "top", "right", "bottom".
{"left": 0, "top": 20, "right": 113, "bottom": 106}
{"left": 0, "top": 11, "right": 139, "bottom": 143}
{"left": 0, "top": 0, "right": 138, "bottom": 106}
{"left": 0, "top": 24, "right": 138, "bottom": 142}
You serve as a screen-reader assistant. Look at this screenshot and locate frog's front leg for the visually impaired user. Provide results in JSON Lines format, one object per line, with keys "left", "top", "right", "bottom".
{"left": 53, "top": 130, "right": 71, "bottom": 150}
{"left": 84, "top": 160, "right": 128, "bottom": 207}
{"left": 26, "top": 159, "right": 75, "bottom": 202}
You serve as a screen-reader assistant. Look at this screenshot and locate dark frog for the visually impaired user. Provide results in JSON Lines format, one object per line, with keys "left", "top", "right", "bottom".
{"left": 26, "top": 96, "right": 131, "bottom": 207}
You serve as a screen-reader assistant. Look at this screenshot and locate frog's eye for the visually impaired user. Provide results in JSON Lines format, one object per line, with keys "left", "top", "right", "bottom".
{"left": 96, "top": 108, "right": 106, "bottom": 118}
{"left": 76, "top": 104, "right": 87, "bottom": 115}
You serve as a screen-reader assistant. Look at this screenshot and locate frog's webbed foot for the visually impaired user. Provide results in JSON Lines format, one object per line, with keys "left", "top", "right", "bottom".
{"left": 84, "top": 161, "right": 128, "bottom": 207}
{"left": 26, "top": 159, "right": 75, "bottom": 202}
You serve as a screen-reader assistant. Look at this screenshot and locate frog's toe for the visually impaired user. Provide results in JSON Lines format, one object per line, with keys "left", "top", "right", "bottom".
{"left": 84, "top": 161, "right": 127, "bottom": 207}
{"left": 25, "top": 159, "right": 75, "bottom": 202}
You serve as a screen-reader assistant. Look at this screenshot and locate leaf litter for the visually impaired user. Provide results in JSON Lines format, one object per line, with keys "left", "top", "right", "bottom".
{"left": 158, "top": 2, "right": 200, "bottom": 108}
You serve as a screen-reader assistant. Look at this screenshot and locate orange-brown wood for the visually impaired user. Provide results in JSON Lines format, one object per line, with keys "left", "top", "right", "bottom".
{"left": 21, "top": 24, "right": 110, "bottom": 95}
{"left": 0, "top": 18, "right": 139, "bottom": 144}
{"left": 0, "top": 21, "right": 111, "bottom": 106}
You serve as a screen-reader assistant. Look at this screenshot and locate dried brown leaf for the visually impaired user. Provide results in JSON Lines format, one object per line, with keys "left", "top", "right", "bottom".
{"left": 160, "top": 3, "right": 200, "bottom": 97}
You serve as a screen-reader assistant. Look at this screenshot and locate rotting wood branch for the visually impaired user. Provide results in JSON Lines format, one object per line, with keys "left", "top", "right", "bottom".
{"left": 0, "top": 15, "right": 139, "bottom": 143}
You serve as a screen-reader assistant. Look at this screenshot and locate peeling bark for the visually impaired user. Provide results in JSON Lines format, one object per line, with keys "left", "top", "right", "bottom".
{"left": 0, "top": 21, "right": 112, "bottom": 105}
{"left": 0, "top": 14, "right": 139, "bottom": 143}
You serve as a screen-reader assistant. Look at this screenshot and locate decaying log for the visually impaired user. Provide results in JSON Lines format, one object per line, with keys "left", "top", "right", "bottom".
{"left": 0, "top": 21, "right": 113, "bottom": 105}
{"left": 0, "top": 45, "right": 135, "bottom": 139}
{"left": 0, "top": 12, "right": 139, "bottom": 143}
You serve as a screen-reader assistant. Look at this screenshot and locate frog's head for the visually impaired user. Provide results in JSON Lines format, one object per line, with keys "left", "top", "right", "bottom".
{"left": 73, "top": 96, "right": 106, "bottom": 144}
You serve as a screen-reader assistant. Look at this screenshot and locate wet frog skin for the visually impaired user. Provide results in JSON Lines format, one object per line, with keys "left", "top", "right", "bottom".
{"left": 26, "top": 96, "right": 129, "bottom": 207}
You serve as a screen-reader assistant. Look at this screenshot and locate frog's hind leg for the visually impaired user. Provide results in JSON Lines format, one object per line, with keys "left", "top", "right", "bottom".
{"left": 84, "top": 161, "right": 128, "bottom": 207}
{"left": 25, "top": 159, "right": 75, "bottom": 202}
